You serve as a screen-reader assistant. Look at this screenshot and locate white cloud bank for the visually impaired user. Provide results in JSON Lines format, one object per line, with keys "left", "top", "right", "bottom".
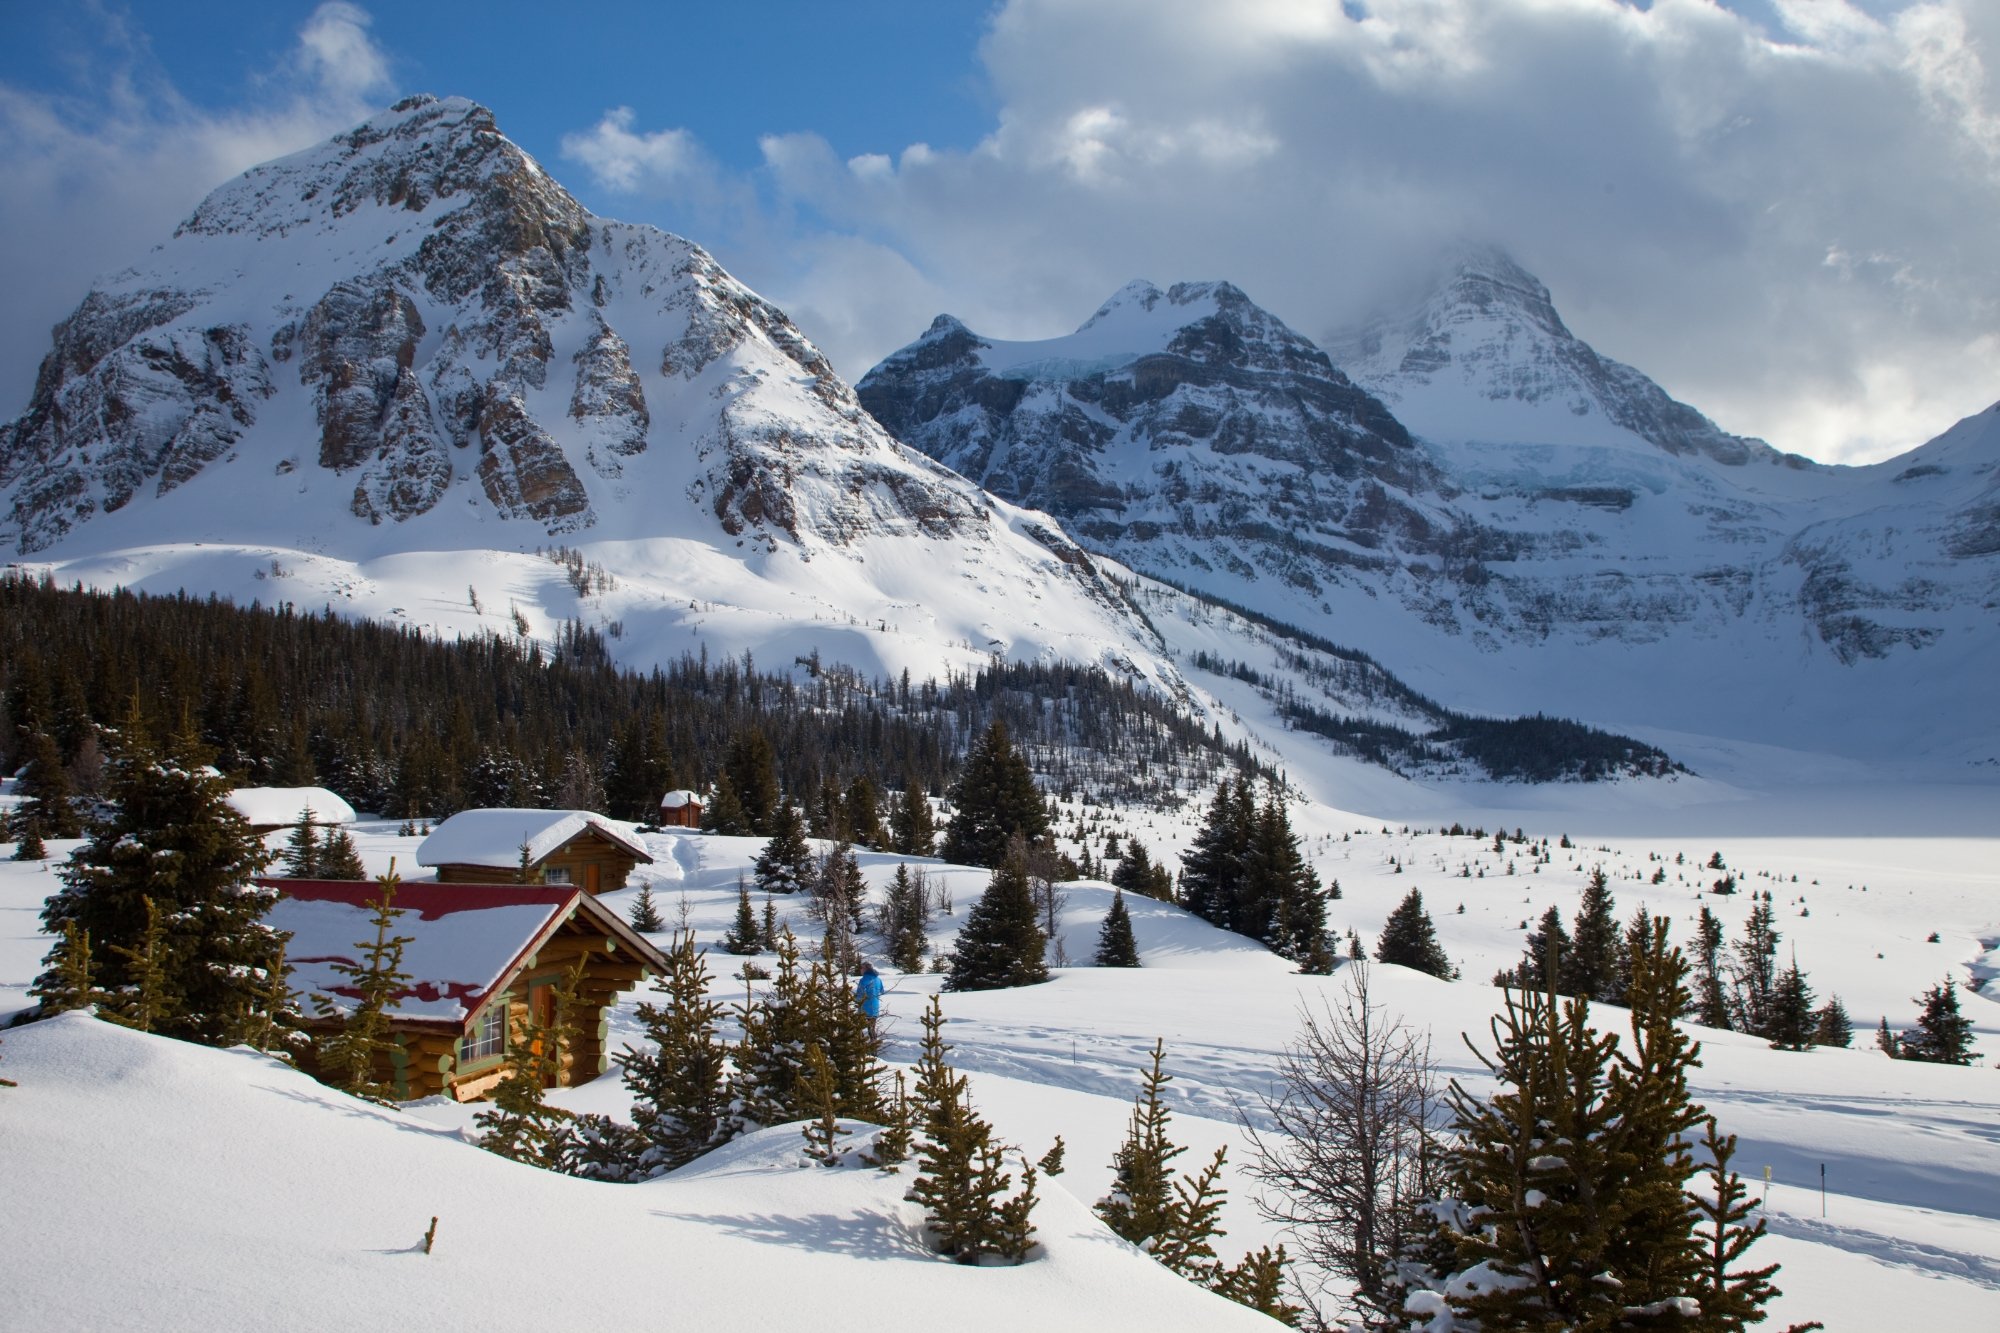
{"left": 0, "top": 3, "right": 395, "bottom": 411}
{"left": 568, "top": 0, "right": 2000, "bottom": 463}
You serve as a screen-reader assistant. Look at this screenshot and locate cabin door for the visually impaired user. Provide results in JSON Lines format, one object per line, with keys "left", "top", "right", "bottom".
{"left": 584, "top": 863, "right": 601, "bottom": 895}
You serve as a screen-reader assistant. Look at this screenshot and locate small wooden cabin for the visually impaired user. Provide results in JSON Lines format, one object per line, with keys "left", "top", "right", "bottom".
{"left": 415, "top": 809, "right": 653, "bottom": 894}
{"left": 226, "top": 786, "right": 359, "bottom": 835}
{"left": 658, "top": 789, "right": 704, "bottom": 828}
{"left": 266, "top": 879, "right": 670, "bottom": 1101}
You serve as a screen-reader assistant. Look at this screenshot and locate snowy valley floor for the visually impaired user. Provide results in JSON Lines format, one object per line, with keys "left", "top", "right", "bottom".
{"left": 3, "top": 800, "right": 1998, "bottom": 1330}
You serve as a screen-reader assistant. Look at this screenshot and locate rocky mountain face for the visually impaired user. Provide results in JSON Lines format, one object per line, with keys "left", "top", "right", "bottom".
{"left": 0, "top": 96, "right": 1192, "bottom": 696}
{"left": 859, "top": 280, "right": 1464, "bottom": 602}
{"left": 863, "top": 259, "right": 2000, "bottom": 764}
{"left": 0, "top": 95, "right": 990, "bottom": 556}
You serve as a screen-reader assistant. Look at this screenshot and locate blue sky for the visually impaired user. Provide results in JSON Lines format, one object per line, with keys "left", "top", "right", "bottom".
{"left": 1, "top": 1, "right": 1995, "bottom": 463}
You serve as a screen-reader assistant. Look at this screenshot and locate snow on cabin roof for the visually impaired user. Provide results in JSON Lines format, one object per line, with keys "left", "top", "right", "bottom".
{"left": 226, "top": 787, "right": 358, "bottom": 827}
{"left": 265, "top": 881, "right": 578, "bottom": 1026}
{"left": 414, "top": 808, "right": 653, "bottom": 870}
{"left": 659, "top": 789, "right": 701, "bottom": 808}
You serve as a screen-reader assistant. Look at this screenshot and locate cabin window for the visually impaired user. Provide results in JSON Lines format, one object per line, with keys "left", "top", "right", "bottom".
{"left": 543, "top": 866, "right": 572, "bottom": 885}
{"left": 463, "top": 1002, "right": 506, "bottom": 1063}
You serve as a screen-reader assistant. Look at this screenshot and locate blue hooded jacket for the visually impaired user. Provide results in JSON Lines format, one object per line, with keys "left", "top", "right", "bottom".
{"left": 856, "top": 965, "right": 885, "bottom": 1017}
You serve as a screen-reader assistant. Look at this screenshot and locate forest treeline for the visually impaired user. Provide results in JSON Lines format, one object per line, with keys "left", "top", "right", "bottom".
{"left": 0, "top": 574, "right": 1254, "bottom": 820}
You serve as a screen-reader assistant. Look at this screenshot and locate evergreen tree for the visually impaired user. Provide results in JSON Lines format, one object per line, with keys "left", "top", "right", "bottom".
{"left": 1180, "top": 778, "right": 1251, "bottom": 930}
{"left": 1508, "top": 905, "right": 1570, "bottom": 992}
{"left": 1902, "top": 978, "right": 1976, "bottom": 1065}
{"left": 940, "top": 721, "right": 1047, "bottom": 868}
{"left": 280, "top": 807, "right": 321, "bottom": 878}
{"left": 733, "top": 929, "right": 886, "bottom": 1127}
{"left": 1766, "top": 959, "right": 1818, "bottom": 1052}
{"left": 477, "top": 961, "right": 585, "bottom": 1169}
{"left": 880, "top": 863, "right": 929, "bottom": 972}
{"left": 721, "top": 728, "right": 781, "bottom": 834}
{"left": 36, "top": 709, "right": 293, "bottom": 1047}
{"left": 1375, "top": 888, "right": 1454, "bottom": 979}
{"left": 28, "top": 921, "right": 97, "bottom": 1015}
{"left": 720, "top": 879, "right": 760, "bottom": 954}
{"left": 1562, "top": 865, "right": 1620, "bottom": 1002}
{"left": 1812, "top": 996, "right": 1853, "bottom": 1049}
{"left": 699, "top": 770, "right": 753, "bottom": 836}
{"left": 799, "top": 1042, "right": 849, "bottom": 1165}
{"left": 11, "top": 819, "right": 46, "bottom": 862}
{"left": 945, "top": 844, "right": 1049, "bottom": 992}
{"left": 16, "top": 728, "right": 80, "bottom": 838}
{"left": 317, "top": 827, "right": 367, "bottom": 879}
{"left": 1688, "top": 1118, "right": 1794, "bottom": 1330}
{"left": 845, "top": 774, "right": 885, "bottom": 849}
{"left": 313, "top": 868, "right": 415, "bottom": 1099}
{"left": 905, "top": 996, "right": 1038, "bottom": 1264}
{"left": 753, "top": 801, "right": 815, "bottom": 895}
{"left": 1693, "top": 904, "right": 1732, "bottom": 1029}
{"left": 620, "top": 931, "right": 736, "bottom": 1174}
{"left": 1095, "top": 888, "right": 1141, "bottom": 967}
{"left": 98, "top": 895, "right": 176, "bottom": 1034}
{"left": 1251, "top": 793, "right": 1333, "bottom": 972}
{"left": 890, "top": 778, "right": 936, "bottom": 857}
{"left": 1730, "top": 900, "right": 1782, "bottom": 1039}
{"left": 629, "top": 882, "right": 665, "bottom": 933}
{"left": 1098, "top": 1040, "right": 1300, "bottom": 1323}
{"left": 1426, "top": 921, "right": 1778, "bottom": 1330}
{"left": 1112, "top": 840, "right": 1174, "bottom": 901}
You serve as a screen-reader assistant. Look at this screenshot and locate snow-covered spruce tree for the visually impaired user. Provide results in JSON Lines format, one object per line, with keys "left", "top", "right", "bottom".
{"left": 1562, "top": 865, "right": 1620, "bottom": 1002}
{"left": 477, "top": 960, "right": 585, "bottom": 1170}
{"left": 1247, "top": 960, "right": 1441, "bottom": 1327}
{"left": 1180, "top": 777, "right": 1251, "bottom": 929}
{"left": 753, "top": 800, "right": 814, "bottom": 895}
{"left": 1729, "top": 899, "right": 1782, "bottom": 1039}
{"left": 12, "top": 819, "right": 47, "bottom": 861}
{"left": 733, "top": 928, "right": 886, "bottom": 1127}
{"left": 1901, "top": 978, "right": 1976, "bottom": 1065}
{"left": 699, "top": 770, "right": 753, "bottom": 835}
{"left": 905, "top": 996, "right": 1038, "bottom": 1264}
{"left": 940, "top": 720, "right": 1047, "bottom": 868}
{"left": 719, "top": 879, "right": 759, "bottom": 953}
{"left": 1811, "top": 997, "right": 1853, "bottom": 1049}
{"left": 1375, "top": 888, "right": 1454, "bottom": 980}
{"left": 890, "top": 777, "right": 937, "bottom": 857}
{"left": 98, "top": 895, "right": 176, "bottom": 1034}
{"left": 1112, "top": 839, "right": 1175, "bottom": 901}
{"left": 317, "top": 826, "right": 367, "bottom": 880}
{"left": 1097, "top": 1040, "right": 1302, "bottom": 1325}
{"left": 1692, "top": 904, "right": 1732, "bottom": 1029}
{"left": 1766, "top": 960, "right": 1818, "bottom": 1052}
{"left": 880, "top": 862, "right": 929, "bottom": 972}
{"left": 28, "top": 921, "right": 98, "bottom": 1015}
{"left": 1174, "top": 777, "right": 1329, "bottom": 969}
{"left": 629, "top": 881, "right": 665, "bottom": 933}
{"left": 313, "top": 868, "right": 415, "bottom": 1099}
{"left": 1416, "top": 920, "right": 1802, "bottom": 1331}
{"left": 280, "top": 807, "right": 321, "bottom": 877}
{"left": 16, "top": 728, "right": 81, "bottom": 838}
{"left": 618, "top": 930, "right": 736, "bottom": 1174}
{"left": 1095, "top": 888, "right": 1141, "bottom": 967}
{"left": 944, "top": 841, "right": 1049, "bottom": 992}
{"left": 36, "top": 707, "right": 293, "bottom": 1047}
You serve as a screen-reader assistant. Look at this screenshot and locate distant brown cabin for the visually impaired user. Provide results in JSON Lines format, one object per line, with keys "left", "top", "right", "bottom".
{"left": 266, "top": 879, "right": 670, "bottom": 1101}
{"left": 658, "top": 789, "right": 703, "bottom": 828}
{"left": 415, "top": 809, "right": 654, "bottom": 894}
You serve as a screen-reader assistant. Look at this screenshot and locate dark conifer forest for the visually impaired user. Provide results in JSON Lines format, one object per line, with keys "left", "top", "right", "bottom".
{"left": 0, "top": 575, "right": 1254, "bottom": 819}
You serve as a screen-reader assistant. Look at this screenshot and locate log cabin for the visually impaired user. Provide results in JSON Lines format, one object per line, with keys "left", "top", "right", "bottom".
{"left": 658, "top": 789, "right": 704, "bottom": 828}
{"left": 415, "top": 808, "right": 653, "bottom": 894}
{"left": 266, "top": 879, "right": 670, "bottom": 1101}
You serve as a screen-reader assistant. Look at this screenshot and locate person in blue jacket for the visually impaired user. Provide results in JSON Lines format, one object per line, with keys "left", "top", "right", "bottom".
{"left": 856, "top": 961, "right": 885, "bottom": 1020}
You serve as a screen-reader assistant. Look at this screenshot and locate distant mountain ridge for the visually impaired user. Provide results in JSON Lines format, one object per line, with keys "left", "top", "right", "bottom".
{"left": 862, "top": 259, "right": 2000, "bottom": 767}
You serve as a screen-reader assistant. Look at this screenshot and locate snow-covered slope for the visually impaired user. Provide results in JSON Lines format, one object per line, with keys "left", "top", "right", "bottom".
{"left": 0, "top": 96, "right": 1176, "bottom": 692}
{"left": 861, "top": 262, "right": 2000, "bottom": 773}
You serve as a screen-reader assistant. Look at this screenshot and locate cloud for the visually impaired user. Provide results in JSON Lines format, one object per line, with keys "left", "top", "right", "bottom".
{"left": 0, "top": 3, "right": 396, "bottom": 412}
{"left": 560, "top": 107, "right": 704, "bottom": 193}
{"left": 636, "top": 0, "right": 1999, "bottom": 463}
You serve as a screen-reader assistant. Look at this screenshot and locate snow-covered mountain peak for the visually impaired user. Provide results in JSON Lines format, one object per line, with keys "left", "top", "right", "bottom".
{"left": 0, "top": 98, "right": 1192, "bottom": 695}
{"left": 1327, "top": 246, "right": 1795, "bottom": 471}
